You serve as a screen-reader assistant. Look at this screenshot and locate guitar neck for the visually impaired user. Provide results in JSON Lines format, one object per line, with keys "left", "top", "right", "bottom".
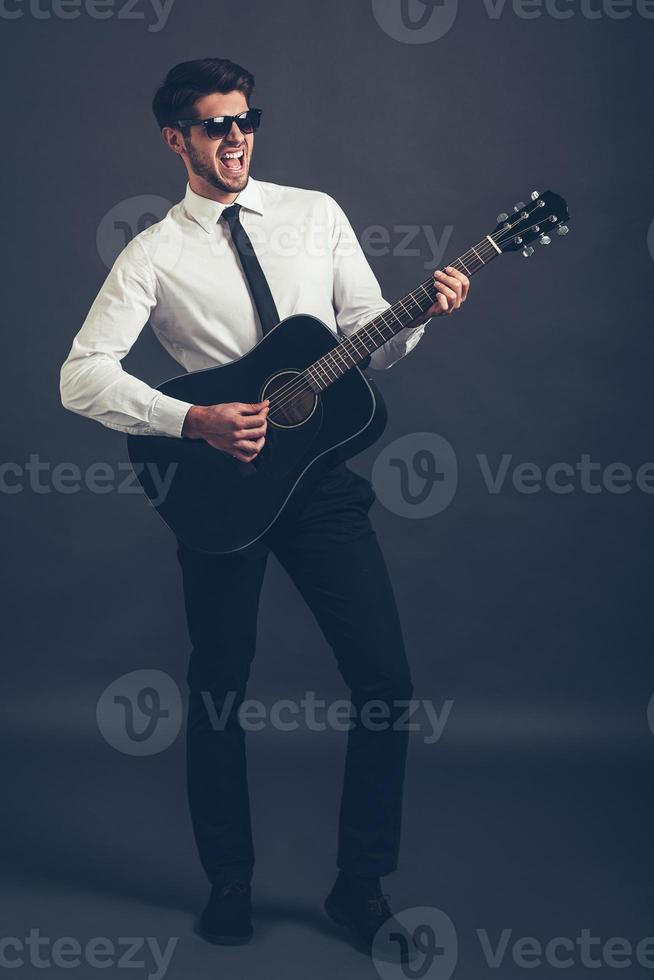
{"left": 305, "top": 233, "right": 502, "bottom": 392}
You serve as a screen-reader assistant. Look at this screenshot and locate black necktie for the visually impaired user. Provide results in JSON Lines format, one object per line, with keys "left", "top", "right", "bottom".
{"left": 221, "top": 203, "right": 280, "bottom": 337}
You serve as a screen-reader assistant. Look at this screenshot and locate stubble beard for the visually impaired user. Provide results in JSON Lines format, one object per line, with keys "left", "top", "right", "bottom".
{"left": 184, "top": 137, "right": 248, "bottom": 194}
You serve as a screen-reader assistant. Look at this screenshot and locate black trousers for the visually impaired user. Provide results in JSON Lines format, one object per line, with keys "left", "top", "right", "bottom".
{"left": 176, "top": 462, "right": 414, "bottom": 886}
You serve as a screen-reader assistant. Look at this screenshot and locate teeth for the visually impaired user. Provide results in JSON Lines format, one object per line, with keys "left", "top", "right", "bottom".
{"left": 222, "top": 150, "right": 244, "bottom": 160}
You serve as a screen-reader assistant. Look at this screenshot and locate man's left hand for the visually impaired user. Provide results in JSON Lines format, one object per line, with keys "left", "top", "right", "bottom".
{"left": 413, "top": 266, "right": 470, "bottom": 325}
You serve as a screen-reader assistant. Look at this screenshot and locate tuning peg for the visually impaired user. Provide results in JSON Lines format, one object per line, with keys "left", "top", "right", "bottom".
{"left": 514, "top": 201, "right": 526, "bottom": 212}
{"left": 556, "top": 224, "right": 569, "bottom": 236}
{"left": 539, "top": 234, "right": 551, "bottom": 246}
{"left": 530, "top": 191, "right": 540, "bottom": 200}
{"left": 496, "top": 212, "right": 509, "bottom": 223}
{"left": 522, "top": 246, "right": 535, "bottom": 258}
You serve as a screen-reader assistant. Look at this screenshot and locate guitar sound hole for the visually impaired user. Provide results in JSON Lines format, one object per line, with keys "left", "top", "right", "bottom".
{"left": 261, "top": 370, "right": 318, "bottom": 428}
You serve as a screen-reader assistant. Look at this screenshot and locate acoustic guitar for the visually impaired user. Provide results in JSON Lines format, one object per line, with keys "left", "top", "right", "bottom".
{"left": 127, "top": 190, "right": 570, "bottom": 554}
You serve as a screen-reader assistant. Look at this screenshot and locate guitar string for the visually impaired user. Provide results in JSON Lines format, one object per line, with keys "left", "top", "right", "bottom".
{"left": 261, "top": 233, "right": 503, "bottom": 422}
{"left": 263, "top": 221, "right": 534, "bottom": 424}
{"left": 264, "top": 207, "right": 549, "bottom": 423}
{"left": 263, "top": 201, "right": 553, "bottom": 420}
{"left": 263, "top": 229, "right": 506, "bottom": 419}
{"left": 262, "top": 202, "right": 556, "bottom": 422}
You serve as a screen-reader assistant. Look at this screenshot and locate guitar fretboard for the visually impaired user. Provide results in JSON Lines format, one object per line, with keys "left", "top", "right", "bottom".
{"left": 304, "top": 233, "right": 502, "bottom": 392}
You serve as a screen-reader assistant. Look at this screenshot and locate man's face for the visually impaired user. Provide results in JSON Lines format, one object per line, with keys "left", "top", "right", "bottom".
{"left": 178, "top": 90, "right": 254, "bottom": 197}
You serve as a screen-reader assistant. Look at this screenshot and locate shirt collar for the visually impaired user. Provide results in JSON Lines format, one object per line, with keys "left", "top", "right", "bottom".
{"left": 182, "top": 177, "right": 264, "bottom": 233}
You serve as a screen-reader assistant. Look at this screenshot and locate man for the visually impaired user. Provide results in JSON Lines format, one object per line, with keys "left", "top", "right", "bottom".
{"left": 60, "top": 57, "right": 469, "bottom": 951}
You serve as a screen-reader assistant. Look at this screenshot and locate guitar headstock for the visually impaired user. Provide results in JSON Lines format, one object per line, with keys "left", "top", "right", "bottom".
{"left": 492, "top": 190, "right": 570, "bottom": 257}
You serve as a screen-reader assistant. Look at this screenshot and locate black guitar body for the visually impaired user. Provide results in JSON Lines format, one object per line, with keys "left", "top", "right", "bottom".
{"left": 125, "top": 188, "right": 571, "bottom": 552}
{"left": 126, "top": 315, "right": 388, "bottom": 554}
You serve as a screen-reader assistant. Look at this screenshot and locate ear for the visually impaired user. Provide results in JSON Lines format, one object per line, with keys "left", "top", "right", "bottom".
{"left": 162, "top": 126, "right": 185, "bottom": 156}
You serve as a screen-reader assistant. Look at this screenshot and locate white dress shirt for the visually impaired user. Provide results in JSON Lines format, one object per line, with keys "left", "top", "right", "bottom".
{"left": 60, "top": 177, "right": 427, "bottom": 438}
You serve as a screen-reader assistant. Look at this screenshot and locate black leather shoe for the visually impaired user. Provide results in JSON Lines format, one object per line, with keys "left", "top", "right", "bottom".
{"left": 198, "top": 880, "right": 253, "bottom": 945}
{"left": 325, "top": 872, "right": 410, "bottom": 955}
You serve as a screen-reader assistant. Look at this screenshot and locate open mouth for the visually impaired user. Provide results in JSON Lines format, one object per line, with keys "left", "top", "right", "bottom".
{"left": 219, "top": 147, "right": 245, "bottom": 176}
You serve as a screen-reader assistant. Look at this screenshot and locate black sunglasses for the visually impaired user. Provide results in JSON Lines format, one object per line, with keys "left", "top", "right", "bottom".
{"left": 176, "top": 108, "right": 262, "bottom": 140}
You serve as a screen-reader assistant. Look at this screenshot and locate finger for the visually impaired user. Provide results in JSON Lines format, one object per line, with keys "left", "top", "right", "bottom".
{"left": 435, "top": 267, "right": 462, "bottom": 290}
{"left": 240, "top": 409, "right": 269, "bottom": 423}
{"left": 232, "top": 450, "right": 259, "bottom": 463}
{"left": 434, "top": 270, "right": 460, "bottom": 296}
{"left": 234, "top": 425, "right": 267, "bottom": 440}
{"left": 434, "top": 271, "right": 462, "bottom": 308}
{"left": 434, "top": 280, "right": 457, "bottom": 306}
{"left": 445, "top": 265, "right": 470, "bottom": 293}
{"left": 234, "top": 436, "right": 266, "bottom": 452}
{"left": 233, "top": 445, "right": 264, "bottom": 458}
{"left": 237, "top": 400, "right": 270, "bottom": 414}
{"left": 426, "top": 291, "right": 449, "bottom": 316}
{"left": 445, "top": 266, "right": 470, "bottom": 301}
{"left": 237, "top": 415, "right": 268, "bottom": 429}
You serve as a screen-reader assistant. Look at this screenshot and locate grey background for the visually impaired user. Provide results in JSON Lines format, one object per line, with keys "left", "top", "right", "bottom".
{"left": 2, "top": 1, "right": 654, "bottom": 977}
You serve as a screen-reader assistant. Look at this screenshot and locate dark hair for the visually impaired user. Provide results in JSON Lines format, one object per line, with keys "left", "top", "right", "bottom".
{"left": 152, "top": 58, "right": 255, "bottom": 129}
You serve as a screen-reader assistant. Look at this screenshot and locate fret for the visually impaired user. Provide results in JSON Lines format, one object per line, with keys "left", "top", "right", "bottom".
{"left": 368, "top": 320, "right": 390, "bottom": 345}
{"left": 418, "top": 282, "right": 434, "bottom": 304}
{"left": 342, "top": 344, "right": 357, "bottom": 367}
{"left": 331, "top": 345, "right": 350, "bottom": 372}
{"left": 406, "top": 294, "right": 424, "bottom": 315}
{"left": 306, "top": 363, "right": 326, "bottom": 392}
{"left": 352, "top": 336, "right": 373, "bottom": 361}
{"left": 302, "top": 232, "right": 502, "bottom": 392}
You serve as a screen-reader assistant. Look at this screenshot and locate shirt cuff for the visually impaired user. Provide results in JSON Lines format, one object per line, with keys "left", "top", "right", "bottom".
{"left": 402, "top": 319, "right": 430, "bottom": 345}
{"left": 150, "top": 392, "right": 194, "bottom": 439}
{"left": 370, "top": 320, "right": 428, "bottom": 370}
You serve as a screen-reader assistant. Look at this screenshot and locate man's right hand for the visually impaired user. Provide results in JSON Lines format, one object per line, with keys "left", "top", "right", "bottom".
{"left": 182, "top": 400, "right": 270, "bottom": 463}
